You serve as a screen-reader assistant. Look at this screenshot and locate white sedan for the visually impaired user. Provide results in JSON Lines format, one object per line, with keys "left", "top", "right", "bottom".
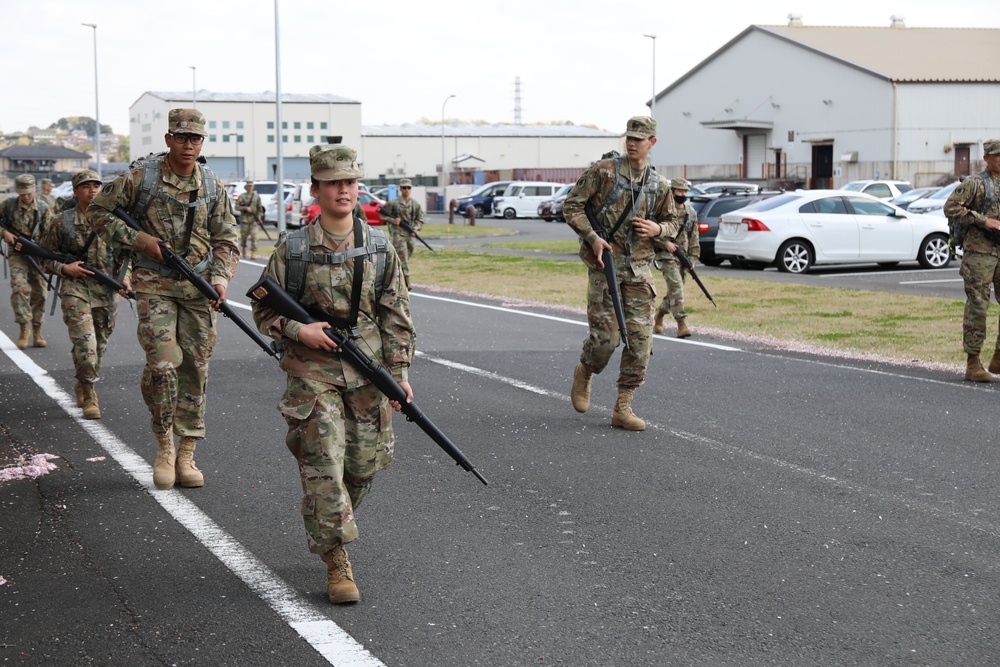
{"left": 715, "top": 190, "right": 952, "bottom": 274}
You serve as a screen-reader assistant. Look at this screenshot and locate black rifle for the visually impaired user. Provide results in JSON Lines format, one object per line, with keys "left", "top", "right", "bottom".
{"left": 584, "top": 202, "right": 630, "bottom": 350}
{"left": 12, "top": 235, "right": 135, "bottom": 299}
{"left": 399, "top": 221, "right": 434, "bottom": 252}
{"left": 246, "top": 275, "right": 488, "bottom": 486}
{"left": 252, "top": 213, "right": 273, "bottom": 241}
{"left": 1, "top": 221, "right": 53, "bottom": 290}
{"left": 112, "top": 206, "right": 277, "bottom": 358}
{"left": 673, "top": 248, "right": 717, "bottom": 308}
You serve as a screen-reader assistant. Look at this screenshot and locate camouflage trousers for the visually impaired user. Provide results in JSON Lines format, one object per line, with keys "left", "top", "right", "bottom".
{"left": 8, "top": 254, "right": 47, "bottom": 325}
{"left": 61, "top": 294, "right": 115, "bottom": 384}
{"left": 580, "top": 268, "right": 656, "bottom": 389}
{"left": 238, "top": 219, "right": 258, "bottom": 254}
{"left": 279, "top": 376, "right": 394, "bottom": 554}
{"left": 656, "top": 260, "right": 687, "bottom": 321}
{"left": 390, "top": 232, "right": 415, "bottom": 287}
{"left": 960, "top": 250, "right": 1000, "bottom": 355}
{"left": 136, "top": 293, "right": 217, "bottom": 438}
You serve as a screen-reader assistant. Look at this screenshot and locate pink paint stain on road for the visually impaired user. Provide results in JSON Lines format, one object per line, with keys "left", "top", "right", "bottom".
{"left": 0, "top": 453, "right": 59, "bottom": 482}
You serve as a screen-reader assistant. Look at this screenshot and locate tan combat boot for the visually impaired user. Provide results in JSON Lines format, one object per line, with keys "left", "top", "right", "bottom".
{"left": 988, "top": 352, "right": 1000, "bottom": 375}
{"left": 571, "top": 363, "right": 593, "bottom": 413}
{"left": 676, "top": 319, "right": 692, "bottom": 339}
{"left": 653, "top": 312, "right": 665, "bottom": 334}
{"left": 175, "top": 436, "right": 205, "bottom": 488}
{"left": 611, "top": 387, "right": 646, "bottom": 431}
{"left": 16, "top": 322, "right": 31, "bottom": 350}
{"left": 81, "top": 382, "right": 101, "bottom": 420}
{"left": 74, "top": 380, "right": 85, "bottom": 407}
{"left": 965, "top": 354, "right": 993, "bottom": 383}
{"left": 32, "top": 322, "right": 46, "bottom": 348}
{"left": 153, "top": 430, "right": 177, "bottom": 489}
{"left": 321, "top": 544, "right": 360, "bottom": 604}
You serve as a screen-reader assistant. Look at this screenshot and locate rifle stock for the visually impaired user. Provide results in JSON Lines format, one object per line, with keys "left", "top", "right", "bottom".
{"left": 399, "top": 221, "right": 434, "bottom": 252}
{"left": 111, "top": 206, "right": 277, "bottom": 358}
{"left": 583, "top": 202, "right": 630, "bottom": 349}
{"left": 246, "top": 275, "right": 488, "bottom": 486}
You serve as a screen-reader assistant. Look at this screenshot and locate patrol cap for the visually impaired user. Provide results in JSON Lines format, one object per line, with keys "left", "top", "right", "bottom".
{"left": 71, "top": 170, "right": 102, "bottom": 188}
{"left": 41, "top": 178, "right": 54, "bottom": 186}
{"left": 670, "top": 177, "right": 691, "bottom": 191}
{"left": 309, "top": 144, "right": 365, "bottom": 181}
{"left": 623, "top": 116, "right": 656, "bottom": 139}
{"left": 399, "top": 178, "right": 413, "bottom": 187}
{"left": 15, "top": 174, "right": 35, "bottom": 194}
{"left": 244, "top": 180, "right": 255, "bottom": 188}
{"left": 984, "top": 139, "right": 1000, "bottom": 155}
{"left": 168, "top": 108, "right": 208, "bottom": 136}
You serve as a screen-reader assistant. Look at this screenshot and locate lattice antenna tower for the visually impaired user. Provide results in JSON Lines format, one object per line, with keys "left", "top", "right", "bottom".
{"left": 514, "top": 76, "right": 522, "bottom": 125}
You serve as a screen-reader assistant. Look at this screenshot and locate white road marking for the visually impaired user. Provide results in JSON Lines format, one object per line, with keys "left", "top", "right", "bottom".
{"left": 0, "top": 332, "right": 384, "bottom": 667}
{"left": 898, "top": 278, "right": 964, "bottom": 285}
{"left": 816, "top": 267, "right": 957, "bottom": 278}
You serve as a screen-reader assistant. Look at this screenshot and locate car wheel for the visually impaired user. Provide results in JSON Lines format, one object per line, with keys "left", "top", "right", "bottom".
{"left": 503, "top": 208, "right": 516, "bottom": 219}
{"left": 776, "top": 240, "right": 813, "bottom": 274}
{"left": 918, "top": 233, "right": 951, "bottom": 269}
{"left": 474, "top": 204, "right": 486, "bottom": 217}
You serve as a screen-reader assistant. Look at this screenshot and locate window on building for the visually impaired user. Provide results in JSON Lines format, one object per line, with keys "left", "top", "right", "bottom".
{"left": 236, "top": 121, "right": 244, "bottom": 129}
{"left": 72, "top": 160, "right": 83, "bottom": 168}
{"left": 223, "top": 135, "right": 231, "bottom": 142}
{"left": 267, "top": 135, "right": 275, "bottom": 142}
{"left": 307, "top": 135, "right": 314, "bottom": 143}
{"left": 209, "top": 135, "right": 217, "bottom": 142}
{"left": 267, "top": 121, "right": 274, "bottom": 129}
{"left": 209, "top": 121, "right": 217, "bottom": 129}
{"left": 307, "top": 122, "right": 314, "bottom": 129}
{"left": 282, "top": 122, "right": 288, "bottom": 129}
{"left": 293, "top": 121, "right": 301, "bottom": 129}
{"left": 282, "top": 135, "right": 288, "bottom": 143}
{"left": 222, "top": 121, "right": 230, "bottom": 129}
{"left": 237, "top": 135, "right": 244, "bottom": 143}
{"left": 320, "top": 122, "right": 328, "bottom": 129}
{"left": 294, "top": 135, "right": 301, "bottom": 143}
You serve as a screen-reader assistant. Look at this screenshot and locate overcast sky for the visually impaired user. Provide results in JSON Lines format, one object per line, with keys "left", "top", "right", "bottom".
{"left": 3, "top": 0, "right": 997, "bottom": 137}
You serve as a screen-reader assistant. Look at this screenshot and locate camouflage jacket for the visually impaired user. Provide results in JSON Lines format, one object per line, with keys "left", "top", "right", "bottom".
{"left": 86, "top": 158, "right": 239, "bottom": 299}
{"left": 1, "top": 196, "right": 53, "bottom": 239}
{"left": 252, "top": 220, "right": 415, "bottom": 388}
{"left": 563, "top": 158, "right": 676, "bottom": 284}
{"left": 944, "top": 171, "right": 1000, "bottom": 256}
{"left": 37, "top": 192, "right": 57, "bottom": 211}
{"left": 379, "top": 198, "right": 424, "bottom": 236}
{"left": 235, "top": 191, "right": 264, "bottom": 223}
{"left": 38, "top": 205, "right": 129, "bottom": 305}
{"left": 656, "top": 200, "right": 701, "bottom": 263}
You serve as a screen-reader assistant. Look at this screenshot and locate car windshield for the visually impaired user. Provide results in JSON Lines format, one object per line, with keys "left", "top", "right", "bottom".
{"left": 706, "top": 197, "right": 758, "bottom": 218}
{"left": 254, "top": 183, "right": 277, "bottom": 195}
{"left": 739, "top": 194, "right": 800, "bottom": 212}
{"left": 841, "top": 182, "right": 867, "bottom": 192}
{"left": 925, "top": 182, "right": 960, "bottom": 200}
{"left": 689, "top": 198, "right": 711, "bottom": 215}
{"left": 555, "top": 184, "right": 573, "bottom": 197}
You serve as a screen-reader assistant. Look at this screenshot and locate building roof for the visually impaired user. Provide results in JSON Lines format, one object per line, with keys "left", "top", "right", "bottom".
{"left": 0, "top": 145, "right": 91, "bottom": 159}
{"left": 658, "top": 24, "right": 1000, "bottom": 101}
{"left": 363, "top": 123, "right": 618, "bottom": 138}
{"left": 139, "top": 91, "right": 359, "bottom": 105}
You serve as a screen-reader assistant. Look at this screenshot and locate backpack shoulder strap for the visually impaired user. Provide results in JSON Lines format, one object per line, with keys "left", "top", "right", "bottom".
{"left": 134, "top": 156, "right": 163, "bottom": 219}
{"left": 283, "top": 226, "right": 312, "bottom": 302}
{"left": 595, "top": 156, "right": 629, "bottom": 219}
{"left": 199, "top": 163, "right": 219, "bottom": 213}
{"left": 367, "top": 224, "right": 389, "bottom": 303}
{"left": 980, "top": 170, "right": 996, "bottom": 213}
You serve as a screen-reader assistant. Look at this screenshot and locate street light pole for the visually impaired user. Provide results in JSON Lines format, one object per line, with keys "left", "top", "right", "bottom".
{"left": 274, "top": 0, "right": 286, "bottom": 234}
{"left": 82, "top": 23, "right": 100, "bottom": 179}
{"left": 643, "top": 34, "right": 656, "bottom": 164}
{"left": 189, "top": 66, "right": 197, "bottom": 106}
{"left": 441, "top": 94, "right": 456, "bottom": 192}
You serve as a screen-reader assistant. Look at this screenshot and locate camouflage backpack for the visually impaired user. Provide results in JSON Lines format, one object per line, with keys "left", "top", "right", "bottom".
{"left": 948, "top": 171, "right": 995, "bottom": 248}
{"left": 1, "top": 196, "right": 48, "bottom": 238}
{"left": 126, "top": 152, "right": 219, "bottom": 222}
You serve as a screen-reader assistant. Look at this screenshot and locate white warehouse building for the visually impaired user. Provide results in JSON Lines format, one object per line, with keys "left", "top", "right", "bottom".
{"left": 651, "top": 17, "right": 1000, "bottom": 189}
{"left": 130, "top": 92, "right": 620, "bottom": 187}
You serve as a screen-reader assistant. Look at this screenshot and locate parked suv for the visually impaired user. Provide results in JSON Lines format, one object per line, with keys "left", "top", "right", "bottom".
{"left": 840, "top": 179, "right": 912, "bottom": 201}
{"left": 690, "top": 190, "right": 783, "bottom": 265}
{"left": 452, "top": 181, "right": 511, "bottom": 218}
{"left": 493, "top": 181, "right": 567, "bottom": 219}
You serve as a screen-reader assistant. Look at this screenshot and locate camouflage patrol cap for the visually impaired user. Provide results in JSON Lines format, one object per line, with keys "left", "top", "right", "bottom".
{"left": 41, "top": 178, "right": 54, "bottom": 186}
{"left": 309, "top": 144, "right": 365, "bottom": 181}
{"left": 399, "top": 178, "right": 413, "bottom": 187}
{"left": 624, "top": 116, "right": 656, "bottom": 139}
{"left": 984, "top": 139, "right": 1000, "bottom": 156}
{"left": 168, "top": 108, "right": 208, "bottom": 136}
{"left": 245, "top": 180, "right": 255, "bottom": 188}
{"left": 71, "top": 169, "right": 101, "bottom": 188}
{"left": 670, "top": 177, "right": 691, "bottom": 191}
{"left": 15, "top": 174, "right": 35, "bottom": 194}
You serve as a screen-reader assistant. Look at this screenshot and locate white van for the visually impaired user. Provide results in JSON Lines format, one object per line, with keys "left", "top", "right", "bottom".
{"left": 492, "top": 181, "right": 568, "bottom": 219}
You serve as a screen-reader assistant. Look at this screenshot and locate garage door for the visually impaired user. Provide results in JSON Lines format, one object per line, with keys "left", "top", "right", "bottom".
{"left": 267, "top": 157, "right": 310, "bottom": 180}
{"left": 744, "top": 135, "right": 767, "bottom": 179}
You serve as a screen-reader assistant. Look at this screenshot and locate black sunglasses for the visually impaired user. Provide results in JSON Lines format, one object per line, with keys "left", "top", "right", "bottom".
{"left": 400, "top": 186, "right": 411, "bottom": 190}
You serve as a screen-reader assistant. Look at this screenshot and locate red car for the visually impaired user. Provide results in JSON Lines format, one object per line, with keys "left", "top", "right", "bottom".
{"left": 299, "top": 191, "right": 385, "bottom": 227}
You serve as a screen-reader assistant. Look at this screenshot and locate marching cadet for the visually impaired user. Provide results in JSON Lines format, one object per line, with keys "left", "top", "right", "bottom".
{"left": 379, "top": 178, "right": 424, "bottom": 289}
{"left": 236, "top": 180, "right": 265, "bottom": 260}
{"left": 654, "top": 178, "right": 701, "bottom": 338}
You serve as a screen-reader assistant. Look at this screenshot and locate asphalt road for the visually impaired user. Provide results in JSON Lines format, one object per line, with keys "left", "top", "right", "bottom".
{"left": 2, "top": 250, "right": 998, "bottom": 666}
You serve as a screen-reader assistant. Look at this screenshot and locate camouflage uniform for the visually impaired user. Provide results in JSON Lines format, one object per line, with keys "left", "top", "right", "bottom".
{"left": 1, "top": 176, "right": 53, "bottom": 327}
{"left": 655, "top": 181, "right": 701, "bottom": 324}
{"left": 38, "top": 171, "right": 127, "bottom": 385}
{"left": 252, "top": 146, "right": 414, "bottom": 555}
{"left": 564, "top": 127, "right": 676, "bottom": 391}
{"left": 944, "top": 141, "right": 1000, "bottom": 359}
{"left": 86, "top": 111, "right": 239, "bottom": 441}
{"left": 235, "top": 185, "right": 265, "bottom": 256}
{"left": 379, "top": 179, "right": 424, "bottom": 288}
{"left": 37, "top": 179, "right": 57, "bottom": 211}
